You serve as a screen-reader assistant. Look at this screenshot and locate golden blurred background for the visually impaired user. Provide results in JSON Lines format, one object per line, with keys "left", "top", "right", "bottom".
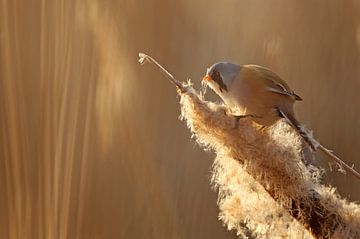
{"left": 1, "top": 0, "right": 360, "bottom": 238}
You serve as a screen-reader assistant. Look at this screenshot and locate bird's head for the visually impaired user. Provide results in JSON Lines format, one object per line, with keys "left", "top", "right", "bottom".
{"left": 202, "top": 62, "right": 241, "bottom": 93}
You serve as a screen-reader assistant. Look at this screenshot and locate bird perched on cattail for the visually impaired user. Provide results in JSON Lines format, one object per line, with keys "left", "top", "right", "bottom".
{"left": 202, "top": 62, "right": 315, "bottom": 150}
{"left": 201, "top": 61, "right": 360, "bottom": 179}
{"left": 138, "top": 52, "right": 360, "bottom": 180}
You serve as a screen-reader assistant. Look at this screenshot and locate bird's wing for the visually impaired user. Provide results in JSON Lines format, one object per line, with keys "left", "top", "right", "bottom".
{"left": 244, "top": 65, "right": 302, "bottom": 101}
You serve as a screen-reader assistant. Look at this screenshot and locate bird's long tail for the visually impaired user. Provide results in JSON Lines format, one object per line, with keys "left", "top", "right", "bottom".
{"left": 277, "top": 109, "right": 318, "bottom": 151}
{"left": 278, "top": 108, "right": 360, "bottom": 180}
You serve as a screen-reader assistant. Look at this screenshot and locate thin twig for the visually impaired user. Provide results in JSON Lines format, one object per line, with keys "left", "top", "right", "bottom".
{"left": 317, "top": 144, "right": 360, "bottom": 180}
{"left": 138, "top": 53, "right": 186, "bottom": 93}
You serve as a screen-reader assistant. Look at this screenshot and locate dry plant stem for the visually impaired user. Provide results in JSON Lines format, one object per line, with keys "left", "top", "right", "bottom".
{"left": 138, "top": 53, "right": 186, "bottom": 93}
{"left": 138, "top": 53, "right": 360, "bottom": 238}
{"left": 317, "top": 145, "right": 360, "bottom": 180}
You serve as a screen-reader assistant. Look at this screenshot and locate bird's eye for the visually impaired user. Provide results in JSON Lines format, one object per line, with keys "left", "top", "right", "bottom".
{"left": 211, "top": 70, "right": 220, "bottom": 81}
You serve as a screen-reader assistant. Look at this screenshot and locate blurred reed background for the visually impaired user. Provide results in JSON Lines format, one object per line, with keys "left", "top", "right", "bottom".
{"left": 1, "top": 0, "right": 360, "bottom": 238}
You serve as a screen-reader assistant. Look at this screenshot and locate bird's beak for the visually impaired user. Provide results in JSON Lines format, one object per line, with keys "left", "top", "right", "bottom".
{"left": 202, "top": 74, "right": 212, "bottom": 82}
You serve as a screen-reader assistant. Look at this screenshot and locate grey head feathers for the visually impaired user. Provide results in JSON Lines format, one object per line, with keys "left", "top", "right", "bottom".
{"left": 206, "top": 62, "right": 241, "bottom": 92}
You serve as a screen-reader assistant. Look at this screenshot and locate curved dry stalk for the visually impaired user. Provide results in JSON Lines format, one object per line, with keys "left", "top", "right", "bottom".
{"left": 138, "top": 53, "right": 186, "bottom": 93}
{"left": 138, "top": 53, "right": 360, "bottom": 238}
{"left": 317, "top": 145, "right": 360, "bottom": 180}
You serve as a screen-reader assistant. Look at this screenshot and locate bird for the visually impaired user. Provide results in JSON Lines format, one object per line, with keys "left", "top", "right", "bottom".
{"left": 202, "top": 62, "right": 316, "bottom": 150}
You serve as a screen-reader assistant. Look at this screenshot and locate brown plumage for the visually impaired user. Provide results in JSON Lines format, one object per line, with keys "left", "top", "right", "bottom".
{"left": 204, "top": 63, "right": 316, "bottom": 150}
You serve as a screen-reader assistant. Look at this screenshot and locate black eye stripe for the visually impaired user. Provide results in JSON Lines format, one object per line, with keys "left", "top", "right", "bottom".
{"left": 211, "top": 70, "right": 228, "bottom": 92}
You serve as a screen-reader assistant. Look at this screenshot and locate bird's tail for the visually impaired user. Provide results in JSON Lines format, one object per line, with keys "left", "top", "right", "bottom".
{"left": 277, "top": 108, "right": 360, "bottom": 180}
{"left": 277, "top": 109, "right": 318, "bottom": 151}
